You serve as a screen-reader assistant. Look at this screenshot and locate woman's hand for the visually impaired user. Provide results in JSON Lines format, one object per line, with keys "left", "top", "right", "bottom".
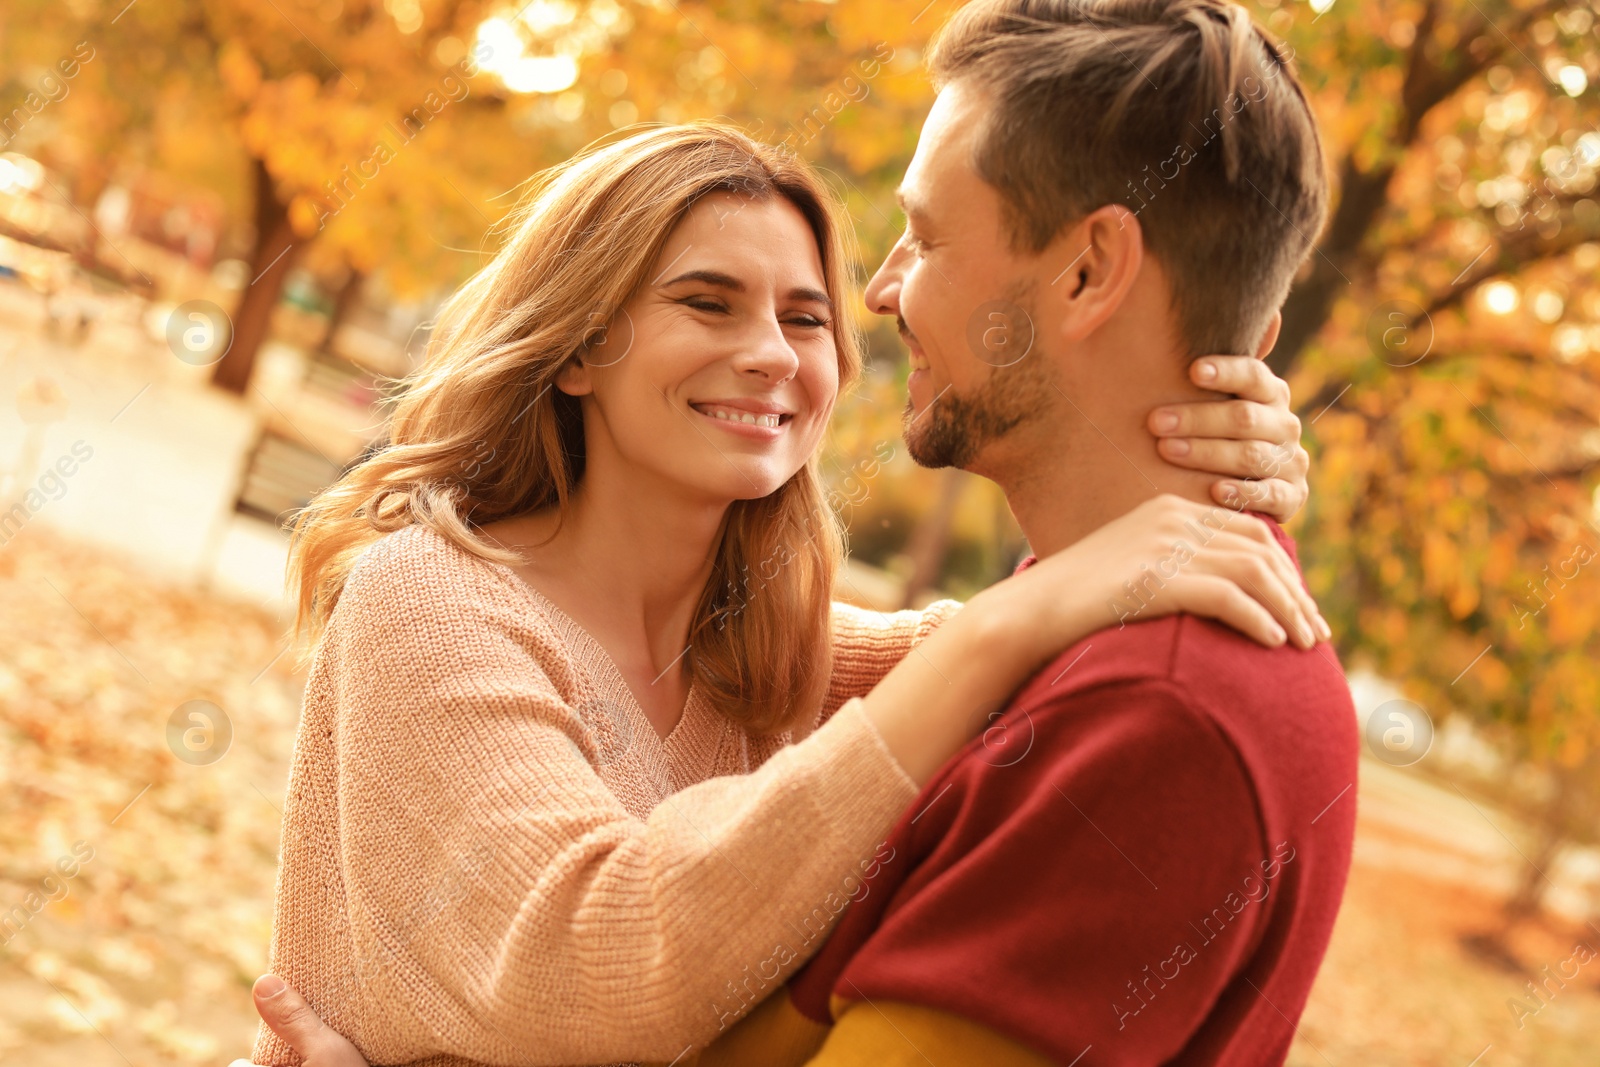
{"left": 1145, "top": 315, "right": 1309, "bottom": 524}
{"left": 227, "top": 976, "right": 369, "bottom": 1067}
{"left": 1012, "top": 493, "right": 1330, "bottom": 653}
{"left": 862, "top": 494, "right": 1328, "bottom": 787}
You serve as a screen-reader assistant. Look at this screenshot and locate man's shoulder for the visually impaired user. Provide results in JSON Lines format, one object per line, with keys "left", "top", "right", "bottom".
{"left": 1011, "top": 608, "right": 1355, "bottom": 757}
{"left": 954, "top": 607, "right": 1358, "bottom": 852}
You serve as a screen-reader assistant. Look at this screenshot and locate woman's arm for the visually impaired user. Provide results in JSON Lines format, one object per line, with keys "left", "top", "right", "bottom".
{"left": 258, "top": 535, "right": 929, "bottom": 1067}
{"left": 816, "top": 600, "right": 962, "bottom": 729}
{"left": 254, "top": 498, "right": 1323, "bottom": 1067}
{"left": 858, "top": 494, "right": 1324, "bottom": 785}
{"left": 824, "top": 348, "right": 1309, "bottom": 734}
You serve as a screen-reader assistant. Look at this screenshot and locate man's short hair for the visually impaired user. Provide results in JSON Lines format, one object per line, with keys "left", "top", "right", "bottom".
{"left": 929, "top": 0, "right": 1329, "bottom": 357}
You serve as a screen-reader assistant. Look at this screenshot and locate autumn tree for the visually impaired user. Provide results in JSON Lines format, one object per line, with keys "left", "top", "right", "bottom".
{"left": 1251, "top": 0, "right": 1600, "bottom": 943}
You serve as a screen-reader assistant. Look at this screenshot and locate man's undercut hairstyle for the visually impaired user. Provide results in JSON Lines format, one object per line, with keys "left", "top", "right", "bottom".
{"left": 929, "top": 0, "right": 1329, "bottom": 357}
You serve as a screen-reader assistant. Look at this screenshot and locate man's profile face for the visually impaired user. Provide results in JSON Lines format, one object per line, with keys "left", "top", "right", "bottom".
{"left": 864, "top": 79, "right": 1056, "bottom": 471}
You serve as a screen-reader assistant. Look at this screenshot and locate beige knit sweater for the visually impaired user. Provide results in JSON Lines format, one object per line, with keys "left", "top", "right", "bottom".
{"left": 254, "top": 524, "right": 958, "bottom": 1067}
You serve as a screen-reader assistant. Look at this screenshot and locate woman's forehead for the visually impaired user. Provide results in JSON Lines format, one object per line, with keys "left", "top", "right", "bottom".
{"left": 655, "top": 193, "right": 826, "bottom": 285}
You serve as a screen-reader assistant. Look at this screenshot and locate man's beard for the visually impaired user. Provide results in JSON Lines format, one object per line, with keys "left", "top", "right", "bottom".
{"left": 902, "top": 343, "right": 1055, "bottom": 470}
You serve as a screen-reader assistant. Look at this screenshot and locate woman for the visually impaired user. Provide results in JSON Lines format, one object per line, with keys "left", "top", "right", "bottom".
{"left": 250, "top": 124, "right": 1323, "bottom": 1067}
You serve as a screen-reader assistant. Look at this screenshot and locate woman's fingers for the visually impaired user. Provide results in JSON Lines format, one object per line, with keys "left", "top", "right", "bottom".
{"left": 1189, "top": 353, "right": 1290, "bottom": 404}
{"left": 1167, "top": 507, "right": 1325, "bottom": 647}
{"left": 1083, "top": 494, "right": 1329, "bottom": 649}
{"left": 1202, "top": 498, "right": 1327, "bottom": 640}
{"left": 1182, "top": 538, "right": 1316, "bottom": 649}
{"left": 1148, "top": 397, "right": 1301, "bottom": 448}
{"left": 1171, "top": 574, "right": 1286, "bottom": 649}
{"left": 253, "top": 975, "right": 370, "bottom": 1067}
{"left": 1206, "top": 475, "right": 1303, "bottom": 527}
{"left": 1156, "top": 437, "right": 1291, "bottom": 480}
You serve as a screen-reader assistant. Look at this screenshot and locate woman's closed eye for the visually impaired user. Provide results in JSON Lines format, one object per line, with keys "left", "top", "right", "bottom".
{"left": 679, "top": 295, "right": 829, "bottom": 330}
{"left": 679, "top": 296, "right": 729, "bottom": 314}
{"left": 784, "top": 313, "right": 832, "bottom": 329}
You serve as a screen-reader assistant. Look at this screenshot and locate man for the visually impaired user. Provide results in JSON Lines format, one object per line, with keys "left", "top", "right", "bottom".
{"left": 251, "top": 0, "right": 1356, "bottom": 1062}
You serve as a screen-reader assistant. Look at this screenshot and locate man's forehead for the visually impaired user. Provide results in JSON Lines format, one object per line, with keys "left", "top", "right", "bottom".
{"left": 900, "top": 83, "right": 985, "bottom": 219}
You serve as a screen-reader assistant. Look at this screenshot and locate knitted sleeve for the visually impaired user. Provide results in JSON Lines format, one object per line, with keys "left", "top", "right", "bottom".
{"left": 288, "top": 532, "right": 921, "bottom": 1066}
{"left": 818, "top": 600, "right": 963, "bottom": 726}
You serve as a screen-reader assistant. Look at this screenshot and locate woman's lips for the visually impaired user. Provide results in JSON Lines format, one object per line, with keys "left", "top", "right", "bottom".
{"left": 689, "top": 401, "right": 791, "bottom": 440}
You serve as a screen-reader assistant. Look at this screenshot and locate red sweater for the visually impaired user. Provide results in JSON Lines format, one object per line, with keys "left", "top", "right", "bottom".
{"left": 787, "top": 519, "right": 1358, "bottom": 1065}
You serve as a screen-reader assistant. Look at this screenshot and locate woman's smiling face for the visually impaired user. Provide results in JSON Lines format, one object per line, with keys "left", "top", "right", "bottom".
{"left": 558, "top": 191, "right": 841, "bottom": 504}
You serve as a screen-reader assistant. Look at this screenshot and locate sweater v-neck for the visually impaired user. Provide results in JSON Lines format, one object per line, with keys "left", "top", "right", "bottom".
{"left": 481, "top": 557, "right": 725, "bottom": 778}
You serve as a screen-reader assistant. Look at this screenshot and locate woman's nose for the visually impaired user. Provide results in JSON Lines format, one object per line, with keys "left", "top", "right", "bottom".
{"left": 734, "top": 317, "right": 800, "bottom": 383}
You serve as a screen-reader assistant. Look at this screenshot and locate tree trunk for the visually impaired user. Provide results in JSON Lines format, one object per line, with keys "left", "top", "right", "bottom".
{"left": 899, "top": 468, "right": 965, "bottom": 609}
{"left": 212, "top": 156, "right": 303, "bottom": 395}
{"left": 1266, "top": 159, "right": 1396, "bottom": 378}
{"left": 1498, "top": 766, "right": 1578, "bottom": 934}
{"left": 318, "top": 268, "right": 366, "bottom": 355}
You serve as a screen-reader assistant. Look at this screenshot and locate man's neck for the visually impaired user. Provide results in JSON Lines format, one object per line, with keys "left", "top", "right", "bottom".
{"left": 974, "top": 410, "right": 1221, "bottom": 560}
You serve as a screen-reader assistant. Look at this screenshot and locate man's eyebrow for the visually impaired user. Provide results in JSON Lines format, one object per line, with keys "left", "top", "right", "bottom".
{"left": 894, "top": 187, "right": 928, "bottom": 222}
{"left": 660, "top": 269, "right": 832, "bottom": 309}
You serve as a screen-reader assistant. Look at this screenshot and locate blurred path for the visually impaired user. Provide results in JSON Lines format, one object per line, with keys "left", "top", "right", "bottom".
{"left": 0, "top": 281, "right": 292, "bottom": 613}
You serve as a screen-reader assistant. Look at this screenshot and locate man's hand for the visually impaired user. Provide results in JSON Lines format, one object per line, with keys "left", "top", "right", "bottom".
{"left": 227, "top": 975, "right": 371, "bottom": 1067}
{"left": 1145, "top": 312, "right": 1311, "bottom": 524}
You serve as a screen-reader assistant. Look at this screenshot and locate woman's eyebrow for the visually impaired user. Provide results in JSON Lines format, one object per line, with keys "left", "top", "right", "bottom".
{"left": 659, "top": 269, "right": 744, "bottom": 291}
{"left": 659, "top": 269, "right": 831, "bottom": 309}
{"left": 789, "top": 286, "right": 832, "bottom": 309}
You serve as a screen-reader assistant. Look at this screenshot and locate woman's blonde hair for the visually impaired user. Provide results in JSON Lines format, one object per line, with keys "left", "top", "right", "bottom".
{"left": 288, "top": 123, "right": 863, "bottom": 733}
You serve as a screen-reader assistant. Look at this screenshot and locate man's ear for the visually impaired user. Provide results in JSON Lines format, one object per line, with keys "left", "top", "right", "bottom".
{"left": 555, "top": 355, "right": 593, "bottom": 397}
{"left": 1254, "top": 310, "right": 1283, "bottom": 362}
{"left": 1050, "top": 204, "right": 1143, "bottom": 343}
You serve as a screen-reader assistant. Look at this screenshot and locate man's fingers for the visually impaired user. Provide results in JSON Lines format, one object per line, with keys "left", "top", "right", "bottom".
{"left": 1187, "top": 353, "right": 1287, "bottom": 404}
{"left": 253, "top": 974, "right": 369, "bottom": 1067}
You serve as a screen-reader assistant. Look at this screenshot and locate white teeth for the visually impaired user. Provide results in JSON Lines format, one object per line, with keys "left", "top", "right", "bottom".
{"left": 697, "top": 405, "right": 782, "bottom": 428}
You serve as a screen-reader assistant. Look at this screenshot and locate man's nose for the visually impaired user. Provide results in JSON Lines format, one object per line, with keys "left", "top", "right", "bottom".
{"left": 864, "top": 237, "right": 908, "bottom": 319}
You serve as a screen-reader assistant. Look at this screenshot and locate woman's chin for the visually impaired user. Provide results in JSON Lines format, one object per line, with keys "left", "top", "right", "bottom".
{"left": 709, "top": 464, "right": 803, "bottom": 503}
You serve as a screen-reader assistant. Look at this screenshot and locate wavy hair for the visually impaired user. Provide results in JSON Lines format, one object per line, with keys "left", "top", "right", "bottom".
{"left": 288, "top": 124, "right": 864, "bottom": 733}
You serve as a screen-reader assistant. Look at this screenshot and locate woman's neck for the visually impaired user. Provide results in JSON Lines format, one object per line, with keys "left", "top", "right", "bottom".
{"left": 494, "top": 456, "right": 728, "bottom": 682}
